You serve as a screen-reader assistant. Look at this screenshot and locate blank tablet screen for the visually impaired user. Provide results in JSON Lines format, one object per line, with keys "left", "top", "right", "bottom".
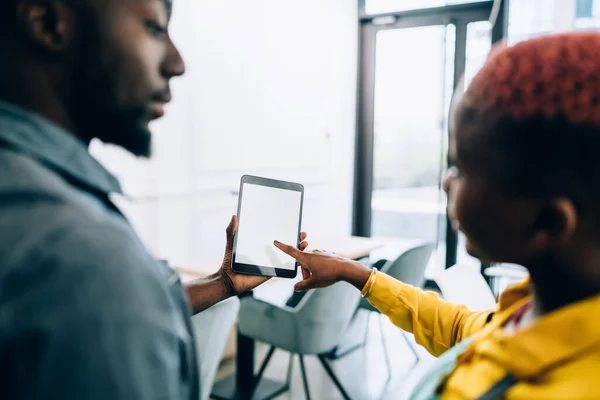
{"left": 235, "top": 183, "right": 302, "bottom": 270}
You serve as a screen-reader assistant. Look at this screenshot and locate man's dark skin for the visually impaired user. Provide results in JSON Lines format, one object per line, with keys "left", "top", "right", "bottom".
{"left": 0, "top": 0, "right": 308, "bottom": 314}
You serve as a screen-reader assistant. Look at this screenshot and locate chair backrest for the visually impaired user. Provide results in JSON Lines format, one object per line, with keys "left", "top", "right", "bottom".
{"left": 382, "top": 243, "right": 436, "bottom": 287}
{"left": 360, "top": 243, "right": 434, "bottom": 313}
{"left": 434, "top": 264, "right": 496, "bottom": 312}
{"left": 191, "top": 297, "right": 240, "bottom": 400}
{"left": 293, "top": 281, "right": 362, "bottom": 355}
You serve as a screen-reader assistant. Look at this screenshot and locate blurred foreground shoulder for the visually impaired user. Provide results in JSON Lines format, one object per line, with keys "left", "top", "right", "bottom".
{"left": 0, "top": 204, "right": 193, "bottom": 399}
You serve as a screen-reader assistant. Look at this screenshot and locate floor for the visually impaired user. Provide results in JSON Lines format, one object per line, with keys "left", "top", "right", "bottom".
{"left": 214, "top": 310, "right": 437, "bottom": 400}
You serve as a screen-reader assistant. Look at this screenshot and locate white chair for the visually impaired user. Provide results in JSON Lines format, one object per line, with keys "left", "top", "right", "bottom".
{"left": 191, "top": 297, "right": 240, "bottom": 400}
{"left": 359, "top": 243, "right": 436, "bottom": 365}
{"left": 434, "top": 264, "right": 496, "bottom": 311}
{"left": 237, "top": 281, "right": 362, "bottom": 400}
{"left": 484, "top": 263, "right": 529, "bottom": 297}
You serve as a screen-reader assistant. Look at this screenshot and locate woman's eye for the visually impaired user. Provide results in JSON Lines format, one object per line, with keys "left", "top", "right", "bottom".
{"left": 145, "top": 21, "right": 168, "bottom": 37}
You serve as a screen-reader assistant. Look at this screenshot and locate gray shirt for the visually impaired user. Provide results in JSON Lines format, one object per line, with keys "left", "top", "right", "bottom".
{"left": 0, "top": 102, "right": 199, "bottom": 399}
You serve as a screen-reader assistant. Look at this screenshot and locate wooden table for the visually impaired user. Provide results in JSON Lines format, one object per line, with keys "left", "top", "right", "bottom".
{"left": 204, "top": 236, "right": 385, "bottom": 400}
{"left": 304, "top": 235, "right": 384, "bottom": 260}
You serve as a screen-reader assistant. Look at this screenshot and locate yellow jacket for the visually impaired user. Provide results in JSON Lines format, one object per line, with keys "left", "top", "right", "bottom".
{"left": 364, "top": 271, "right": 600, "bottom": 399}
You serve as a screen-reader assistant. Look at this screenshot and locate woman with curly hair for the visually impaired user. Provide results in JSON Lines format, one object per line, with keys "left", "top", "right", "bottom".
{"left": 276, "top": 32, "right": 600, "bottom": 399}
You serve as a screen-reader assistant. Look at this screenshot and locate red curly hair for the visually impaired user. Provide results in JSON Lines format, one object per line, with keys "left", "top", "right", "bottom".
{"left": 465, "top": 32, "right": 600, "bottom": 125}
{"left": 454, "top": 32, "right": 600, "bottom": 214}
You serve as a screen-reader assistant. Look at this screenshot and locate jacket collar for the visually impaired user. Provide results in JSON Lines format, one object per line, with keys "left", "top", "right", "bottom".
{"left": 0, "top": 101, "right": 122, "bottom": 195}
{"left": 474, "top": 278, "right": 600, "bottom": 378}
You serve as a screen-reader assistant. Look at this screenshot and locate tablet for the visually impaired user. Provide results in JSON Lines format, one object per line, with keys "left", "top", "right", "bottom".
{"left": 232, "top": 175, "right": 304, "bottom": 278}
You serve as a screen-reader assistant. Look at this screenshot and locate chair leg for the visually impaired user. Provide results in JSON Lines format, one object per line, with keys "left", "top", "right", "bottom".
{"left": 377, "top": 315, "right": 392, "bottom": 395}
{"left": 299, "top": 355, "right": 312, "bottom": 400}
{"left": 317, "top": 355, "right": 352, "bottom": 400}
{"left": 253, "top": 345, "right": 276, "bottom": 391}
{"left": 285, "top": 352, "right": 294, "bottom": 386}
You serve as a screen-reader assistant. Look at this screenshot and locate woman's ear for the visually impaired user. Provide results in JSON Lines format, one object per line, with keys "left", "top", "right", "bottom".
{"left": 531, "top": 197, "right": 578, "bottom": 250}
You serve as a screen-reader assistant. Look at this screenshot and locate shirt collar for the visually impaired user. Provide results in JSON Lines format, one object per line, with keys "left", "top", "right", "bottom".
{"left": 0, "top": 101, "right": 122, "bottom": 195}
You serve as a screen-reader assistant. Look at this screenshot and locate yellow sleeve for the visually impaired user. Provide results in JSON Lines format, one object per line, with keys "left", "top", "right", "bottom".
{"left": 363, "top": 271, "right": 493, "bottom": 357}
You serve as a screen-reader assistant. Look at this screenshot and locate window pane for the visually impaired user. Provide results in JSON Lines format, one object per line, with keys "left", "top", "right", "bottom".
{"left": 370, "top": 25, "right": 455, "bottom": 278}
{"left": 576, "top": 0, "right": 595, "bottom": 18}
{"left": 574, "top": 0, "right": 600, "bottom": 27}
{"left": 365, "top": 0, "right": 487, "bottom": 15}
{"left": 464, "top": 21, "right": 492, "bottom": 87}
{"left": 508, "top": 0, "right": 557, "bottom": 42}
{"left": 453, "top": 20, "right": 492, "bottom": 270}
{"left": 508, "top": 0, "right": 600, "bottom": 44}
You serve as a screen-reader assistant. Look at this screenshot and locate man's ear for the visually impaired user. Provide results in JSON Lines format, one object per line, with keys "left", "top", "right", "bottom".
{"left": 16, "top": 0, "right": 73, "bottom": 53}
{"left": 531, "top": 197, "right": 578, "bottom": 250}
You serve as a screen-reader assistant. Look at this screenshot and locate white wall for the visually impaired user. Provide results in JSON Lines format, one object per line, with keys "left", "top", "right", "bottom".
{"left": 91, "top": 0, "right": 359, "bottom": 273}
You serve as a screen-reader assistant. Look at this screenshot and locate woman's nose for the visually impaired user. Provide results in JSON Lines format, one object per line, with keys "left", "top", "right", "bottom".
{"left": 442, "top": 167, "right": 457, "bottom": 193}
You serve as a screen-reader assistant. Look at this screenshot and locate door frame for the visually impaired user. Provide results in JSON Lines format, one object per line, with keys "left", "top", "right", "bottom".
{"left": 353, "top": 1, "right": 508, "bottom": 270}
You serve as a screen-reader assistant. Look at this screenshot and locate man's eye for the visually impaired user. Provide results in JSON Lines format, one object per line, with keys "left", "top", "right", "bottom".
{"left": 145, "top": 21, "right": 168, "bottom": 37}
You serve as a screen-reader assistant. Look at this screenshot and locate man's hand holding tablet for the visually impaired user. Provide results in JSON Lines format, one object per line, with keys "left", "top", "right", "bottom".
{"left": 217, "top": 215, "right": 308, "bottom": 295}
{"left": 185, "top": 213, "right": 308, "bottom": 314}
{"left": 230, "top": 175, "right": 307, "bottom": 279}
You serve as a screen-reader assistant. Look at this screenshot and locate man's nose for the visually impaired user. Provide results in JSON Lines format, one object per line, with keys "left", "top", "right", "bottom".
{"left": 162, "top": 37, "right": 186, "bottom": 79}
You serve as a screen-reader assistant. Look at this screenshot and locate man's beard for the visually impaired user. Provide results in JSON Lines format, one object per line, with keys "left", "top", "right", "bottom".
{"left": 67, "top": 9, "right": 153, "bottom": 158}
{"left": 91, "top": 105, "right": 153, "bottom": 158}
{"left": 70, "top": 70, "right": 154, "bottom": 158}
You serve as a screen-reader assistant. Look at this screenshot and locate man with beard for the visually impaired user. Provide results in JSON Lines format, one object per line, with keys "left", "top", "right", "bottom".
{"left": 0, "top": 0, "right": 307, "bottom": 398}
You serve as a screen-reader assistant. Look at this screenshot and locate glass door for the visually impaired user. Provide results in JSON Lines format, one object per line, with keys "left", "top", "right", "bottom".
{"left": 371, "top": 24, "right": 455, "bottom": 278}
{"left": 355, "top": 3, "right": 495, "bottom": 277}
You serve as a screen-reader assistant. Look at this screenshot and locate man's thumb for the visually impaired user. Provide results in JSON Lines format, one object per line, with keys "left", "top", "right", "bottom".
{"left": 226, "top": 215, "right": 237, "bottom": 241}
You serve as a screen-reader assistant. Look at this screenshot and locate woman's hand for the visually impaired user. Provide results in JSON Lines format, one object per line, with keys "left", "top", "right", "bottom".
{"left": 273, "top": 241, "right": 372, "bottom": 292}
{"left": 218, "top": 216, "right": 308, "bottom": 295}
